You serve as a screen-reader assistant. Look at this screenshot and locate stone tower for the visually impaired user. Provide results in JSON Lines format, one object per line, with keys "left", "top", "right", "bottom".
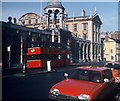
{"left": 44, "top": 0, "right": 65, "bottom": 29}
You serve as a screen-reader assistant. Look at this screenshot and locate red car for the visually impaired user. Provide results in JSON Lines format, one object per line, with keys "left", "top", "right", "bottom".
{"left": 49, "top": 66, "right": 117, "bottom": 100}
{"left": 104, "top": 62, "right": 120, "bottom": 83}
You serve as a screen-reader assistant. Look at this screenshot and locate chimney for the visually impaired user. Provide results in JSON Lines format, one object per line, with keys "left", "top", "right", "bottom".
{"left": 82, "top": 9, "right": 85, "bottom": 17}
{"left": 90, "top": 10, "right": 92, "bottom": 18}
{"left": 94, "top": 7, "right": 97, "bottom": 15}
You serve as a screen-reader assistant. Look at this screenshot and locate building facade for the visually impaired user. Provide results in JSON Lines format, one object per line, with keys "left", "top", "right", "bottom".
{"left": 2, "top": 20, "right": 72, "bottom": 69}
{"left": 18, "top": 13, "right": 41, "bottom": 29}
{"left": 104, "top": 31, "right": 120, "bottom": 62}
{"left": 18, "top": 0, "right": 103, "bottom": 62}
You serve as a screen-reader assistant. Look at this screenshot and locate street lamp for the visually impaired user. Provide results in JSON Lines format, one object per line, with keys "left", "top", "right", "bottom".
{"left": 7, "top": 45, "right": 11, "bottom": 69}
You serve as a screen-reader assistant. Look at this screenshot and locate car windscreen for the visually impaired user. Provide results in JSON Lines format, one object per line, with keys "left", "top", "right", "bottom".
{"left": 69, "top": 69, "right": 101, "bottom": 83}
{"left": 105, "top": 63, "right": 113, "bottom": 68}
{"left": 105, "top": 63, "right": 120, "bottom": 70}
{"left": 114, "top": 64, "right": 120, "bottom": 70}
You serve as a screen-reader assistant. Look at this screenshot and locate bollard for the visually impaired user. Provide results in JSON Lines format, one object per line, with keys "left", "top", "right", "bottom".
{"left": 47, "top": 61, "right": 51, "bottom": 71}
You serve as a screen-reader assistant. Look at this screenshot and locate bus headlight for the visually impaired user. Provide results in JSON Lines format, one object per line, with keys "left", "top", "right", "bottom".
{"left": 78, "top": 94, "right": 90, "bottom": 101}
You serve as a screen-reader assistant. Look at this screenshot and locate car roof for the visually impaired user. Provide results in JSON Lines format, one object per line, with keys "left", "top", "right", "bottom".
{"left": 106, "top": 62, "right": 120, "bottom": 64}
{"left": 76, "top": 66, "right": 110, "bottom": 72}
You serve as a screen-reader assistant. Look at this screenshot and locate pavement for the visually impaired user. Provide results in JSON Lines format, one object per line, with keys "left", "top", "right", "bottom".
{"left": 2, "top": 61, "right": 106, "bottom": 78}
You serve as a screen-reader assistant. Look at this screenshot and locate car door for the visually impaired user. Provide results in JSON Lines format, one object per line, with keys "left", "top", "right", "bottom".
{"left": 100, "top": 70, "right": 117, "bottom": 99}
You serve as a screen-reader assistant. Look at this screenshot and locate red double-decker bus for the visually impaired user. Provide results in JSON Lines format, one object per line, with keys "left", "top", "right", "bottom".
{"left": 26, "top": 42, "right": 70, "bottom": 69}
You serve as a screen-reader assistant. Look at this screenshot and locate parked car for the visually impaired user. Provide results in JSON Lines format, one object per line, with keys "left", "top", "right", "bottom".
{"left": 49, "top": 66, "right": 118, "bottom": 101}
{"left": 104, "top": 62, "right": 120, "bottom": 83}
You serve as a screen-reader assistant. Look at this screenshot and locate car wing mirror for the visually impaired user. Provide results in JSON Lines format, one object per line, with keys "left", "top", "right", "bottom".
{"left": 64, "top": 73, "right": 69, "bottom": 78}
{"left": 104, "top": 78, "right": 109, "bottom": 83}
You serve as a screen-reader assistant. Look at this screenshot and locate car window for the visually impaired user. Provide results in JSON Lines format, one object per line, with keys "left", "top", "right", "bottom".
{"left": 105, "top": 63, "right": 120, "bottom": 70}
{"left": 102, "top": 70, "right": 113, "bottom": 81}
{"left": 105, "top": 63, "right": 113, "bottom": 68}
{"left": 114, "top": 64, "right": 120, "bottom": 70}
{"left": 70, "top": 69, "right": 101, "bottom": 83}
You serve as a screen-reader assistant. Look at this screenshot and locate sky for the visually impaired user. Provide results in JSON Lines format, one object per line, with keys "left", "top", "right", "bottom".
{"left": 1, "top": 1, "right": 119, "bottom": 32}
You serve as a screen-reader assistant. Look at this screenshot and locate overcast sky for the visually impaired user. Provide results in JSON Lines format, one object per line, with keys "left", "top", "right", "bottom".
{"left": 1, "top": 1, "right": 119, "bottom": 32}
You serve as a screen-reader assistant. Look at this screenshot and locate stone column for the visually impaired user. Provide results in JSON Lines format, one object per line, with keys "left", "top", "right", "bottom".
{"left": 98, "top": 45, "right": 101, "bottom": 61}
{"left": 96, "top": 25, "right": 98, "bottom": 43}
{"left": 52, "top": 29, "right": 55, "bottom": 42}
{"left": 58, "top": 29, "right": 60, "bottom": 43}
{"left": 83, "top": 43, "right": 85, "bottom": 61}
{"left": 88, "top": 44, "right": 91, "bottom": 62}
{"left": 59, "top": 13, "right": 63, "bottom": 29}
{"left": 86, "top": 43, "right": 88, "bottom": 62}
{"left": 84, "top": 44, "right": 87, "bottom": 61}
{"left": 94, "top": 45, "right": 96, "bottom": 60}
{"left": 90, "top": 43, "right": 92, "bottom": 61}
{"left": 98, "top": 26, "right": 100, "bottom": 43}
{"left": 96, "top": 45, "right": 98, "bottom": 60}
{"left": 52, "top": 12, "right": 56, "bottom": 42}
{"left": 64, "top": 11, "right": 68, "bottom": 30}
{"left": 93, "top": 44, "right": 95, "bottom": 60}
{"left": 54, "top": 13, "right": 57, "bottom": 29}
{"left": 90, "top": 22, "right": 93, "bottom": 61}
{"left": 94, "top": 25, "right": 96, "bottom": 43}
{"left": 46, "top": 13, "right": 50, "bottom": 29}
{"left": 51, "top": 12, "right": 56, "bottom": 29}
{"left": 80, "top": 43, "right": 83, "bottom": 61}
{"left": 79, "top": 42, "right": 82, "bottom": 62}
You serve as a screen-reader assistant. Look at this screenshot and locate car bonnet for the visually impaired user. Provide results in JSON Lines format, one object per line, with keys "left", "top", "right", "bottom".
{"left": 51, "top": 79, "right": 101, "bottom": 96}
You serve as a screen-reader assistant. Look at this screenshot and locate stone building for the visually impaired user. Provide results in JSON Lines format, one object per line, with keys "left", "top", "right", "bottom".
{"left": 18, "top": 13, "right": 41, "bottom": 29}
{"left": 18, "top": 0, "right": 103, "bottom": 62}
{"left": 2, "top": 20, "right": 72, "bottom": 69}
{"left": 104, "top": 31, "right": 120, "bottom": 62}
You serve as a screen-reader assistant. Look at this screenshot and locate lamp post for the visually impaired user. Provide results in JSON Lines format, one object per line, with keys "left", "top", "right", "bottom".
{"left": 20, "top": 33, "right": 27, "bottom": 74}
{"left": 7, "top": 45, "right": 11, "bottom": 69}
